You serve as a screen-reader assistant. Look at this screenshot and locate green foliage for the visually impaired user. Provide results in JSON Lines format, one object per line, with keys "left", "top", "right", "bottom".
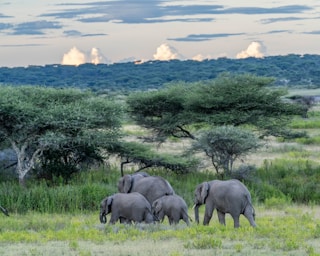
{"left": 189, "top": 126, "right": 260, "bottom": 177}
{"left": 0, "top": 167, "right": 118, "bottom": 214}
{"left": 0, "top": 86, "right": 123, "bottom": 184}
{"left": 107, "top": 141, "right": 199, "bottom": 175}
{"left": 254, "top": 159, "right": 320, "bottom": 203}
{"left": 2, "top": 55, "right": 320, "bottom": 91}
{"left": 127, "top": 74, "right": 302, "bottom": 142}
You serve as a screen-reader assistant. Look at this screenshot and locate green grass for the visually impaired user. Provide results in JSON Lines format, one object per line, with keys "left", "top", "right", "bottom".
{"left": 0, "top": 205, "right": 319, "bottom": 256}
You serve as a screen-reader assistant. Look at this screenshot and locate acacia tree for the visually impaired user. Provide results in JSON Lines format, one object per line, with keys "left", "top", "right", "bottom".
{"left": 127, "top": 73, "right": 304, "bottom": 141}
{"left": 189, "top": 126, "right": 260, "bottom": 178}
{"left": 0, "top": 86, "right": 122, "bottom": 185}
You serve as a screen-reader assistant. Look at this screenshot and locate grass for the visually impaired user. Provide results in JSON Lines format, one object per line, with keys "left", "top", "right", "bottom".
{"left": 0, "top": 205, "right": 319, "bottom": 255}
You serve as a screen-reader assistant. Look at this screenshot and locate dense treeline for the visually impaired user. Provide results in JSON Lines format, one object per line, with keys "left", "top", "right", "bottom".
{"left": 1, "top": 54, "right": 320, "bottom": 91}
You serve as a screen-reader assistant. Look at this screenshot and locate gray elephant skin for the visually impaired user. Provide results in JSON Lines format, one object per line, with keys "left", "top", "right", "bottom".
{"left": 99, "top": 192, "right": 155, "bottom": 224}
{"left": 152, "top": 195, "right": 191, "bottom": 225}
{"left": 117, "top": 173, "right": 174, "bottom": 204}
{"left": 194, "top": 179, "right": 256, "bottom": 228}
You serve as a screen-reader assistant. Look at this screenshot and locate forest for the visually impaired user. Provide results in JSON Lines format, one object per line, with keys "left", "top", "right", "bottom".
{"left": 1, "top": 54, "right": 320, "bottom": 91}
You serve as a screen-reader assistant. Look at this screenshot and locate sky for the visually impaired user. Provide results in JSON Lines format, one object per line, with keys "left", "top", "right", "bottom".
{"left": 0, "top": 0, "right": 320, "bottom": 67}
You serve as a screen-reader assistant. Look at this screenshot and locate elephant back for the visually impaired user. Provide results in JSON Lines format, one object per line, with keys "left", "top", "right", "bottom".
{"left": 132, "top": 176, "right": 174, "bottom": 204}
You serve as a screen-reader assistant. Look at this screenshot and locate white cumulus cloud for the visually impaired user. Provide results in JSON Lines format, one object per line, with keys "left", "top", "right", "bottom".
{"left": 61, "top": 47, "right": 108, "bottom": 66}
{"left": 236, "top": 42, "right": 266, "bottom": 59}
{"left": 153, "top": 43, "right": 183, "bottom": 61}
{"left": 61, "top": 47, "right": 86, "bottom": 66}
{"left": 90, "top": 47, "right": 106, "bottom": 65}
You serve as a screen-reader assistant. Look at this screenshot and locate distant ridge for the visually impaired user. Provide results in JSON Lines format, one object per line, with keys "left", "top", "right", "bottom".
{"left": 1, "top": 54, "right": 319, "bottom": 91}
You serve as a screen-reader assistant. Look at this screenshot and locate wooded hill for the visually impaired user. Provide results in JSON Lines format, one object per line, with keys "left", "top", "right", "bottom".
{"left": 1, "top": 54, "right": 320, "bottom": 91}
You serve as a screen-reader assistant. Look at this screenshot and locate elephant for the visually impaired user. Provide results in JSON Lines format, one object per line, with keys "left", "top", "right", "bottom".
{"left": 99, "top": 192, "right": 156, "bottom": 224}
{"left": 117, "top": 173, "right": 175, "bottom": 205}
{"left": 194, "top": 179, "right": 256, "bottom": 228}
{"left": 152, "top": 195, "right": 192, "bottom": 225}
{"left": 0, "top": 205, "right": 9, "bottom": 216}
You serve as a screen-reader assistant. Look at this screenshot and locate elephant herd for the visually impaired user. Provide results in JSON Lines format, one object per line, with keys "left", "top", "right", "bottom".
{"left": 100, "top": 172, "right": 257, "bottom": 228}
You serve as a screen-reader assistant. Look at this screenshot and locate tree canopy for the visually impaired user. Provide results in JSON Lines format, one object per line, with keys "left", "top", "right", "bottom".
{"left": 0, "top": 86, "right": 123, "bottom": 185}
{"left": 127, "top": 74, "right": 304, "bottom": 141}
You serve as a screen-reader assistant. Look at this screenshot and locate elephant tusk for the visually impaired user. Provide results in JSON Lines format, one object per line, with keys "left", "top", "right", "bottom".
{"left": 192, "top": 204, "right": 197, "bottom": 209}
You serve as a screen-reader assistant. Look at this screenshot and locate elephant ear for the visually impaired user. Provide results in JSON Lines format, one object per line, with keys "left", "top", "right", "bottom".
{"left": 119, "top": 175, "right": 133, "bottom": 193}
{"left": 200, "top": 182, "right": 209, "bottom": 204}
{"left": 154, "top": 200, "right": 162, "bottom": 213}
{"left": 106, "top": 196, "right": 114, "bottom": 212}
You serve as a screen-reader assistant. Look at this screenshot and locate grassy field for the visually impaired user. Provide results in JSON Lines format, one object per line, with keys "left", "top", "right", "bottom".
{"left": 0, "top": 204, "right": 319, "bottom": 256}
{"left": 1, "top": 89, "right": 320, "bottom": 255}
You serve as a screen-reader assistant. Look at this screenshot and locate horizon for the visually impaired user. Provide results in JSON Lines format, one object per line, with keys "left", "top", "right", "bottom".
{"left": 1, "top": 0, "right": 320, "bottom": 68}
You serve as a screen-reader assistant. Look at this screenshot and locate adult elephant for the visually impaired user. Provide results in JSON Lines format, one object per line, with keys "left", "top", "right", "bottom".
{"left": 117, "top": 173, "right": 175, "bottom": 205}
{"left": 194, "top": 179, "right": 256, "bottom": 228}
{"left": 152, "top": 195, "right": 192, "bottom": 225}
{"left": 99, "top": 192, "right": 155, "bottom": 224}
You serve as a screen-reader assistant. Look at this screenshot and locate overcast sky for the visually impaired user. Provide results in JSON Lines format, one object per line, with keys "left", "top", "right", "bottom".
{"left": 0, "top": 0, "right": 319, "bottom": 67}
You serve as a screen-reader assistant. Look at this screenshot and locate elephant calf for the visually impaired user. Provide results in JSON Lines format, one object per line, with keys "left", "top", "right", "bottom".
{"left": 100, "top": 192, "right": 155, "bottom": 224}
{"left": 152, "top": 195, "right": 191, "bottom": 225}
{"left": 194, "top": 179, "right": 256, "bottom": 228}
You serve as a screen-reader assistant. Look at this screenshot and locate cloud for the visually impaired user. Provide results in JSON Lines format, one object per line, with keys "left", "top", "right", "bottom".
{"left": 260, "top": 17, "right": 305, "bottom": 24}
{"left": 0, "top": 23, "right": 12, "bottom": 30}
{"left": 169, "top": 33, "right": 244, "bottom": 42}
{"left": 303, "top": 30, "right": 320, "bottom": 35}
{"left": 61, "top": 47, "right": 86, "bottom": 66}
{"left": 236, "top": 42, "right": 266, "bottom": 59}
{"left": 192, "top": 54, "right": 212, "bottom": 61}
{"left": 61, "top": 46, "right": 108, "bottom": 66}
{"left": 12, "top": 20, "right": 62, "bottom": 35}
{"left": 90, "top": 48, "right": 107, "bottom": 65}
{"left": 42, "top": 2, "right": 312, "bottom": 25}
{"left": 153, "top": 43, "right": 183, "bottom": 61}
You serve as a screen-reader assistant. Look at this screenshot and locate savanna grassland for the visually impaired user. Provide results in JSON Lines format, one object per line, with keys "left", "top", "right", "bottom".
{"left": 1, "top": 89, "right": 320, "bottom": 256}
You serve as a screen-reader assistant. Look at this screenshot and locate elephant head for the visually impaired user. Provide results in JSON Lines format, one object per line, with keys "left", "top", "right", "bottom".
{"left": 193, "top": 182, "right": 209, "bottom": 224}
{"left": 117, "top": 172, "right": 148, "bottom": 193}
{"left": 99, "top": 196, "right": 113, "bottom": 224}
{"left": 151, "top": 199, "right": 162, "bottom": 219}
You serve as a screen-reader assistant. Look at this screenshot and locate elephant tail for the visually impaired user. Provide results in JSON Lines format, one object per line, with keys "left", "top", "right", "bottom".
{"left": 182, "top": 208, "right": 193, "bottom": 222}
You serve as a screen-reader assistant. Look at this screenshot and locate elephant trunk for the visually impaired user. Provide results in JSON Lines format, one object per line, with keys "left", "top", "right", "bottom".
{"left": 193, "top": 204, "right": 200, "bottom": 224}
{"left": 100, "top": 212, "right": 107, "bottom": 224}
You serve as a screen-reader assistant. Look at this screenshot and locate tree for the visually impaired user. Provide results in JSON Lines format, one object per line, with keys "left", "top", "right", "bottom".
{"left": 127, "top": 73, "right": 304, "bottom": 141}
{"left": 0, "top": 86, "right": 122, "bottom": 185}
{"left": 189, "top": 126, "right": 260, "bottom": 178}
{"left": 107, "top": 141, "right": 198, "bottom": 176}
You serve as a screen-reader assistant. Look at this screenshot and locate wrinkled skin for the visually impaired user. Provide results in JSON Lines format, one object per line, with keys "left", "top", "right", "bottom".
{"left": 194, "top": 179, "right": 256, "bottom": 228}
{"left": 99, "top": 192, "right": 156, "bottom": 224}
{"left": 117, "top": 173, "right": 174, "bottom": 205}
{"left": 152, "top": 195, "right": 191, "bottom": 225}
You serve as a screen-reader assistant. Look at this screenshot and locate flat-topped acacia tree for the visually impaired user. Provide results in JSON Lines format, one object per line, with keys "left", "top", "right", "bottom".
{"left": 127, "top": 73, "right": 304, "bottom": 141}
{"left": 0, "top": 86, "right": 122, "bottom": 185}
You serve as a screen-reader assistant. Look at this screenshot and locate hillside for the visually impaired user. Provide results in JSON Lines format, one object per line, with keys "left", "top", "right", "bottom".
{"left": 1, "top": 54, "right": 320, "bottom": 91}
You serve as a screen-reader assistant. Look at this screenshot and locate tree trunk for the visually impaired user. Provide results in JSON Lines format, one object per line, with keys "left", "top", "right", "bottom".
{"left": 10, "top": 140, "right": 42, "bottom": 186}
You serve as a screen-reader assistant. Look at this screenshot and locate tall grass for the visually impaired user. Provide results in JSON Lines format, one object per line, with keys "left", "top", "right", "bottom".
{"left": 1, "top": 159, "right": 319, "bottom": 215}
{"left": 254, "top": 158, "right": 320, "bottom": 203}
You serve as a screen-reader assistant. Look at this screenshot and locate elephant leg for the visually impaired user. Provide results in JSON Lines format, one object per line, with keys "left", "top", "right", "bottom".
{"left": 231, "top": 214, "right": 240, "bottom": 228}
{"left": 217, "top": 210, "right": 226, "bottom": 225}
{"left": 203, "top": 205, "right": 214, "bottom": 225}
{"left": 109, "top": 213, "right": 119, "bottom": 224}
{"left": 244, "top": 207, "right": 257, "bottom": 227}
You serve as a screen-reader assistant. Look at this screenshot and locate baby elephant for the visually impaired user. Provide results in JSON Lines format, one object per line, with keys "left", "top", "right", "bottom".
{"left": 152, "top": 195, "right": 191, "bottom": 225}
{"left": 100, "top": 192, "right": 155, "bottom": 224}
